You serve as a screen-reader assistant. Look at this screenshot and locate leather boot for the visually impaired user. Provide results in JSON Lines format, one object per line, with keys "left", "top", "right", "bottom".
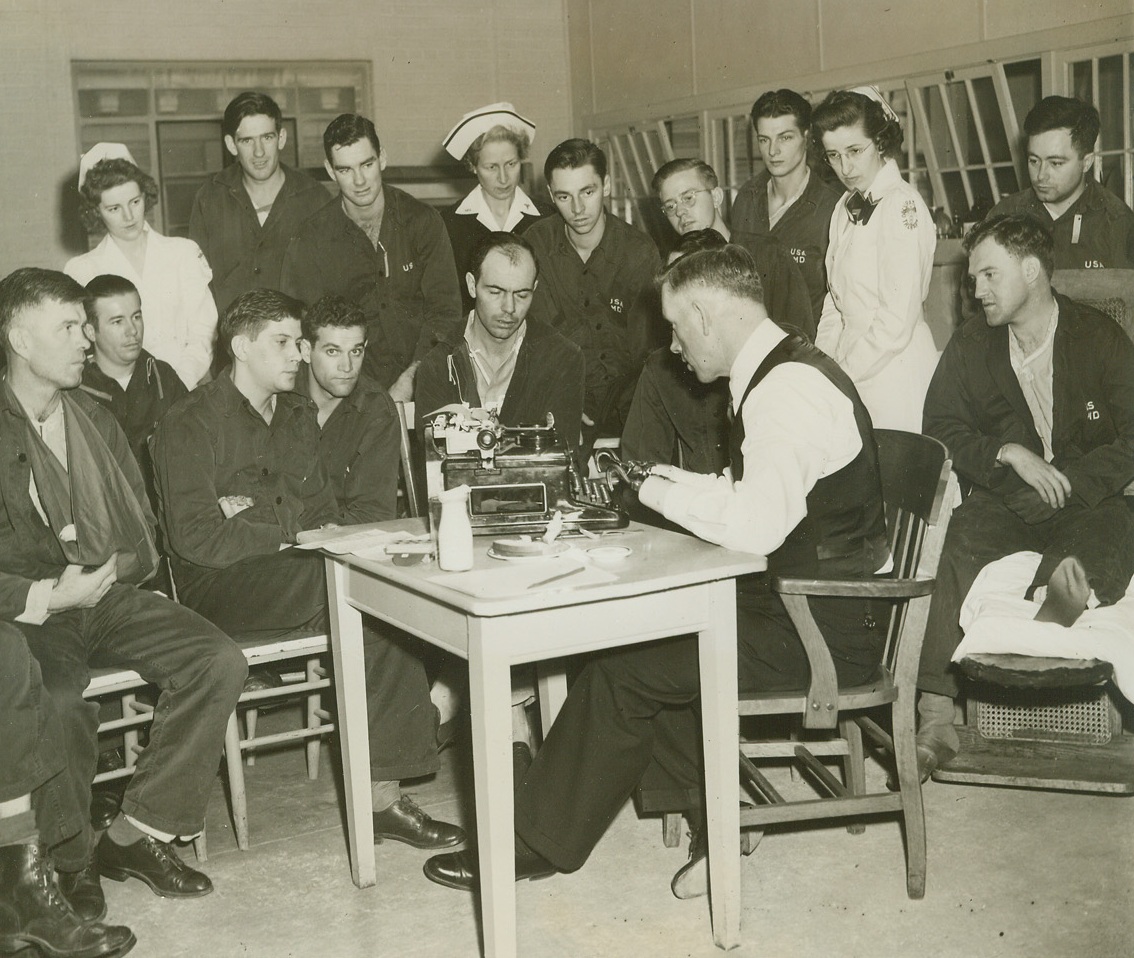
{"left": 916, "top": 691, "right": 961, "bottom": 781}
{"left": 0, "top": 842, "right": 135, "bottom": 958}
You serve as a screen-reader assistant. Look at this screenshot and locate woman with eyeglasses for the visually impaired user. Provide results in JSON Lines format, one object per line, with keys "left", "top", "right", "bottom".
{"left": 812, "top": 88, "right": 938, "bottom": 432}
{"left": 65, "top": 144, "right": 218, "bottom": 389}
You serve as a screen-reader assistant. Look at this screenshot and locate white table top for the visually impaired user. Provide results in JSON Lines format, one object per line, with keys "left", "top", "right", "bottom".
{"left": 311, "top": 518, "right": 767, "bottom": 617}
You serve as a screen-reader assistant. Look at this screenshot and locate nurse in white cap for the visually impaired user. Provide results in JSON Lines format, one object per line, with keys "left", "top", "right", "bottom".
{"left": 440, "top": 103, "right": 549, "bottom": 310}
{"left": 65, "top": 144, "right": 218, "bottom": 389}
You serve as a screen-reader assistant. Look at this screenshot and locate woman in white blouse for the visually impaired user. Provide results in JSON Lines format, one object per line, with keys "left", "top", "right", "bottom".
{"left": 812, "top": 89, "right": 939, "bottom": 432}
{"left": 65, "top": 144, "right": 217, "bottom": 388}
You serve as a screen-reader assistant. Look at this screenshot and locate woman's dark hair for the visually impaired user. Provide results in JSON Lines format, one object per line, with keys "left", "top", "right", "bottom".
{"left": 812, "top": 90, "right": 903, "bottom": 160}
{"left": 750, "top": 89, "right": 812, "bottom": 133}
{"left": 463, "top": 126, "right": 531, "bottom": 172}
{"left": 78, "top": 159, "right": 159, "bottom": 234}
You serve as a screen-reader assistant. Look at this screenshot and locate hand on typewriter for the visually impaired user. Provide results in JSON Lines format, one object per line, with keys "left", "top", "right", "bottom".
{"left": 595, "top": 450, "right": 657, "bottom": 492}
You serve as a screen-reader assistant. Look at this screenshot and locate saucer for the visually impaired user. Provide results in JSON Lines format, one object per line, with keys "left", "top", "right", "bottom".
{"left": 487, "top": 541, "right": 570, "bottom": 561}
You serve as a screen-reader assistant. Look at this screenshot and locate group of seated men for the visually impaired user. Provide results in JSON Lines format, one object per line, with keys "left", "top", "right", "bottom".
{"left": 2, "top": 87, "right": 1134, "bottom": 957}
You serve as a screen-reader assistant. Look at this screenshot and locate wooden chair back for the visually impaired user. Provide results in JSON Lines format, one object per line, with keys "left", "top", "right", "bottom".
{"left": 873, "top": 430, "right": 956, "bottom": 688}
{"left": 396, "top": 400, "right": 424, "bottom": 518}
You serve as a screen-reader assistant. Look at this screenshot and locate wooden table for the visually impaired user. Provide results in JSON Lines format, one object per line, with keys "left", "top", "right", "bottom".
{"left": 321, "top": 519, "right": 766, "bottom": 957}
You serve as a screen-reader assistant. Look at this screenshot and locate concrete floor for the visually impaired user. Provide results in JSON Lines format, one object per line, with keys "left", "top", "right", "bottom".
{"left": 102, "top": 706, "right": 1134, "bottom": 958}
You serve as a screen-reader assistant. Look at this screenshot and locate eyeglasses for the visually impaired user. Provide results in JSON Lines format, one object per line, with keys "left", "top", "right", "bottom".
{"left": 824, "top": 142, "right": 876, "bottom": 166}
{"left": 659, "top": 189, "right": 711, "bottom": 216}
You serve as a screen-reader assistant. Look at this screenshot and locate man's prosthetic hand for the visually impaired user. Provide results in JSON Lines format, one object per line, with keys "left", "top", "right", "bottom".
{"left": 594, "top": 449, "right": 657, "bottom": 493}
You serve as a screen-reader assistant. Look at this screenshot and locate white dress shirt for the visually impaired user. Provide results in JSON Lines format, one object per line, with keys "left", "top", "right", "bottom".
{"left": 639, "top": 321, "right": 862, "bottom": 557}
{"left": 454, "top": 185, "right": 542, "bottom": 233}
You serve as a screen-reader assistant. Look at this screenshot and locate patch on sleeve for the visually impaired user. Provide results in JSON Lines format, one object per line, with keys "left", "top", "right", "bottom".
{"left": 901, "top": 201, "right": 918, "bottom": 230}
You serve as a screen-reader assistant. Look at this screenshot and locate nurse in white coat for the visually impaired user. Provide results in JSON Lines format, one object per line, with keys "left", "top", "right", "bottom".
{"left": 65, "top": 144, "right": 217, "bottom": 388}
{"left": 812, "top": 88, "right": 939, "bottom": 432}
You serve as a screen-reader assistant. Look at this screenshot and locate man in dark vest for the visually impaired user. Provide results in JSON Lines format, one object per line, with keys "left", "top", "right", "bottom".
{"left": 422, "top": 243, "right": 889, "bottom": 899}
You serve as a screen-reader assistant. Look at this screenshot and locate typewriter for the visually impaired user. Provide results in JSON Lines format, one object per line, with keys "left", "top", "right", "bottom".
{"left": 422, "top": 405, "right": 628, "bottom": 537}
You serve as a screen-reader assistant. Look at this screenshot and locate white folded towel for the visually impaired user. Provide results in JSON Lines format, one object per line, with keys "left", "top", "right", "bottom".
{"left": 953, "top": 551, "right": 1134, "bottom": 701}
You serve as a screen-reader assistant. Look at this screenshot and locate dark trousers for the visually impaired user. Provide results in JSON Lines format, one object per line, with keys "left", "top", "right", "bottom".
{"left": 18, "top": 585, "right": 246, "bottom": 870}
{"left": 0, "top": 623, "right": 78, "bottom": 849}
{"left": 919, "top": 492, "right": 1134, "bottom": 698}
{"left": 180, "top": 549, "right": 439, "bottom": 781}
{"left": 514, "top": 585, "right": 883, "bottom": 872}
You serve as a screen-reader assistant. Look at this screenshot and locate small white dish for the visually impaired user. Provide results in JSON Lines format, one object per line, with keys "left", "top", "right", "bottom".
{"left": 586, "top": 545, "right": 632, "bottom": 565}
{"left": 487, "top": 541, "right": 570, "bottom": 561}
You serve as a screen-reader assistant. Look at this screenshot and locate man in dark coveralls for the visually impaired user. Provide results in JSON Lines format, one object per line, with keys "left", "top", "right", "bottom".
{"left": 190, "top": 91, "right": 330, "bottom": 315}
{"left": 916, "top": 215, "right": 1134, "bottom": 776}
{"left": 987, "top": 96, "right": 1134, "bottom": 270}
{"left": 153, "top": 288, "right": 465, "bottom": 853}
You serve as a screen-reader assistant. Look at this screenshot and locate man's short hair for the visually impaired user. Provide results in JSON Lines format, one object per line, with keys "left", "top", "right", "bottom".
{"left": 650, "top": 158, "right": 718, "bottom": 196}
{"left": 301, "top": 294, "right": 367, "bottom": 343}
{"left": 0, "top": 267, "right": 85, "bottom": 346}
{"left": 543, "top": 138, "right": 607, "bottom": 185}
{"left": 963, "top": 214, "right": 1055, "bottom": 279}
{"left": 223, "top": 91, "right": 284, "bottom": 139}
{"left": 221, "top": 289, "right": 305, "bottom": 354}
{"left": 669, "top": 228, "right": 728, "bottom": 259}
{"left": 323, "top": 114, "right": 381, "bottom": 163}
{"left": 468, "top": 231, "right": 540, "bottom": 282}
{"left": 1023, "top": 95, "right": 1100, "bottom": 156}
{"left": 750, "top": 88, "right": 813, "bottom": 132}
{"left": 657, "top": 244, "right": 765, "bottom": 307}
{"left": 83, "top": 274, "right": 139, "bottom": 328}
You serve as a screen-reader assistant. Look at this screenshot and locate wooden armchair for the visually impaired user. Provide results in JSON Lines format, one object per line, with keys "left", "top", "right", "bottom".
{"left": 724, "top": 430, "right": 956, "bottom": 899}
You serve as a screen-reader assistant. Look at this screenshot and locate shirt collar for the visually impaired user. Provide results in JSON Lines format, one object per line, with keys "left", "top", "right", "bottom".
{"left": 463, "top": 309, "right": 526, "bottom": 358}
{"left": 1009, "top": 300, "right": 1060, "bottom": 366}
{"left": 455, "top": 186, "right": 540, "bottom": 232}
{"left": 728, "top": 320, "right": 789, "bottom": 409}
{"left": 861, "top": 158, "right": 903, "bottom": 201}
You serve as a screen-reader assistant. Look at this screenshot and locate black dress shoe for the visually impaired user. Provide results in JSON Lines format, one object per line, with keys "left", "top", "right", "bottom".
{"left": 423, "top": 843, "right": 557, "bottom": 891}
{"left": 373, "top": 797, "right": 465, "bottom": 850}
{"left": 97, "top": 834, "right": 212, "bottom": 899}
{"left": 56, "top": 856, "right": 106, "bottom": 923}
{"left": 89, "top": 790, "right": 123, "bottom": 833}
{"left": 0, "top": 842, "right": 135, "bottom": 958}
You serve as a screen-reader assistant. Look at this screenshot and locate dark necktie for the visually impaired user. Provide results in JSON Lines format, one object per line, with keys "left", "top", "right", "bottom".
{"left": 846, "top": 190, "right": 878, "bottom": 225}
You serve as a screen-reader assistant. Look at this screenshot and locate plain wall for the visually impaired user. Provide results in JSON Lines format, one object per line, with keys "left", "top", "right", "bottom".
{"left": 0, "top": 0, "right": 571, "bottom": 268}
{"left": 567, "top": 0, "right": 1134, "bottom": 128}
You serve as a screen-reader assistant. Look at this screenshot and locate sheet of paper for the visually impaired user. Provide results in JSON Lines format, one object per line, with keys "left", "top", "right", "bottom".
{"left": 436, "top": 560, "right": 617, "bottom": 599}
{"left": 295, "top": 528, "right": 430, "bottom": 555}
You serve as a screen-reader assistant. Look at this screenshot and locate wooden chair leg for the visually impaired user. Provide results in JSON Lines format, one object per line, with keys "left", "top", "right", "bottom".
{"left": 841, "top": 717, "right": 867, "bottom": 835}
{"left": 891, "top": 698, "right": 926, "bottom": 899}
{"left": 224, "top": 711, "right": 251, "bottom": 851}
{"left": 122, "top": 694, "right": 140, "bottom": 770}
{"left": 192, "top": 824, "right": 207, "bottom": 863}
{"left": 244, "top": 708, "right": 259, "bottom": 766}
{"left": 306, "top": 658, "right": 322, "bottom": 781}
{"left": 662, "top": 813, "right": 683, "bottom": 848}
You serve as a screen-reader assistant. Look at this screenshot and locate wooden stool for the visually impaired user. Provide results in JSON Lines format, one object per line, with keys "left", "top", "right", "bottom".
{"left": 933, "top": 654, "right": 1134, "bottom": 794}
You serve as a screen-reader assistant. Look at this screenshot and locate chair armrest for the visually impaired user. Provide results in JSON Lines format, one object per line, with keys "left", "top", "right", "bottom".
{"left": 772, "top": 575, "right": 935, "bottom": 599}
